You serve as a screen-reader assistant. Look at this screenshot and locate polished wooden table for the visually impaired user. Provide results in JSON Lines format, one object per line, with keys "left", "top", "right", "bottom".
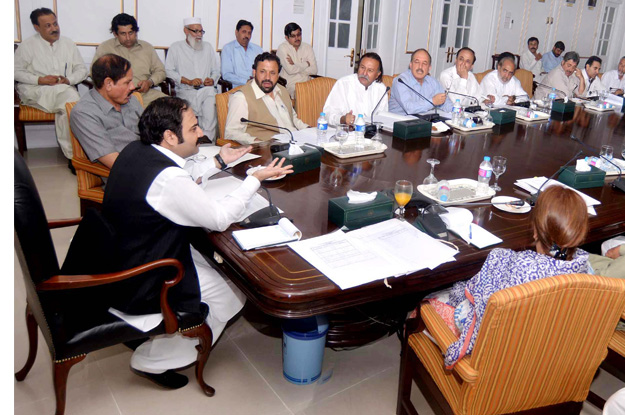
{"left": 193, "top": 106, "right": 625, "bottom": 321}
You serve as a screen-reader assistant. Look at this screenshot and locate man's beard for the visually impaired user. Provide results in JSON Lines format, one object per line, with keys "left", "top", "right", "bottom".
{"left": 186, "top": 34, "right": 203, "bottom": 51}
{"left": 256, "top": 78, "right": 276, "bottom": 93}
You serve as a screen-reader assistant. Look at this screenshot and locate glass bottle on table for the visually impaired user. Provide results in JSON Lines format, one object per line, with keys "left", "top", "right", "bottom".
{"left": 394, "top": 180, "right": 413, "bottom": 221}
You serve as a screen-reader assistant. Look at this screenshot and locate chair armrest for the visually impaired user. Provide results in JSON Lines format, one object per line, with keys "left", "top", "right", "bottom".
{"left": 278, "top": 77, "right": 287, "bottom": 87}
{"left": 217, "top": 77, "right": 233, "bottom": 93}
{"left": 48, "top": 218, "right": 82, "bottom": 229}
{"left": 159, "top": 78, "right": 176, "bottom": 96}
{"left": 309, "top": 74, "right": 322, "bottom": 79}
{"left": 420, "top": 302, "right": 479, "bottom": 384}
{"left": 72, "top": 159, "right": 110, "bottom": 178}
{"left": 81, "top": 79, "right": 94, "bottom": 89}
{"left": 36, "top": 258, "right": 185, "bottom": 334}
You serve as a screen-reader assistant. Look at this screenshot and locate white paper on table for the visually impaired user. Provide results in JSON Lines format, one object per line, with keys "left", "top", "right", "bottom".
{"left": 605, "top": 93, "right": 624, "bottom": 109}
{"left": 346, "top": 219, "right": 458, "bottom": 274}
{"left": 514, "top": 177, "right": 601, "bottom": 206}
{"left": 196, "top": 145, "right": 260, "bottom": 168}
{"left": 374, "top": 111, "right": 416, "bottom": 132}
{"left": 232, "top": 218, "right": 302, "bottom": 250}
{"left": 272, "top": 127, "right": 319, "bottom": 145}
{"left": 440, "top": 207, "right": 502, "bottom": 249}
{"left": 288, "top": 230, "right": 404, "bottom": 290}
{"left": 200, "top": 176, "right": 282, "bottom": 220}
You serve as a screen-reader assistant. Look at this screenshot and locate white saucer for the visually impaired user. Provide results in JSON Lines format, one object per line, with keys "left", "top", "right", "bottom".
{"left": 491, "top": 196, "right": 531, "bottom": 214}
{"left": 246, "top": 165, "right": 286, "bottom": 181}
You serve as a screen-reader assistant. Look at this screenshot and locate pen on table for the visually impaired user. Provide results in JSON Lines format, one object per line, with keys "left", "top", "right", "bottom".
{"left": 64, "top": 63, "right": 67, "bottom": 78}
{"left": 469, "top": 224, "right": 473, "bottom": 240}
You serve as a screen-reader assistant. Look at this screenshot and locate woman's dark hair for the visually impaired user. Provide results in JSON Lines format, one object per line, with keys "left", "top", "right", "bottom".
{"left": 91, "top": 54, "right": 131, "bottom": 89}
{"left": 359, "top": 52, "right": 384, "bottom": 82}
{"left": 530, "top": 186, "right": 589, "bottom": 260}
{"left": 252, "top": 52, "right": 282, "bottom": 72}
{"left": 139, "top": 97, "right": 190, "bottom": 145}
{"left": 284, "top": 22, "right": 302, "bottom": 37}
{"left": 110, "top": 13, "right": 139, "bottom": 34}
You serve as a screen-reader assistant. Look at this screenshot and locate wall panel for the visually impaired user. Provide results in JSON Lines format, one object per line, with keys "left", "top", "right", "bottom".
{"left": 269, "top": 0, "right": 314, "bottom": 51}
{"left": 135, "top": 0, "right": 194, "bottom": 49}
{"left": 216, "top": 0, "right": 264, "bottom": 50}
{"left": 56, "top": 0, "right": 124, "bottom": 45}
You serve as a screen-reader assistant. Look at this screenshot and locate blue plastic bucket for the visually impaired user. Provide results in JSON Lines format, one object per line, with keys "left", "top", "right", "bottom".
{"left": 282, "top": 315, "right": 329, "bottom": 384}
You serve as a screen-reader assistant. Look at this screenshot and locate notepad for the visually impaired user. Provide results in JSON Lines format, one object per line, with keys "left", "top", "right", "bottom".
{"left": 232, "top": 218, "right": 302, "bottom": 250}
{"left": 440, "top": 207, "right": 502, "bottom": 249}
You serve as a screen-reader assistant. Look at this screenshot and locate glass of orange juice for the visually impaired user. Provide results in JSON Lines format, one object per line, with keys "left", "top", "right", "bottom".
{"left": 394, "top": 180, "right": 413, "bottom": 221}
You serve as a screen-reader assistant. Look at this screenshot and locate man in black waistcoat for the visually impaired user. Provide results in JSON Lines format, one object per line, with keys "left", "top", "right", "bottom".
{"left": 103, "top": 96, "right": 292, "bottom": 388}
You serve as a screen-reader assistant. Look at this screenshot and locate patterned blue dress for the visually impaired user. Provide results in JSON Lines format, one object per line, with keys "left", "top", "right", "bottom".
{"left": 425, "top": 248, "right": 589, "bottom": 367}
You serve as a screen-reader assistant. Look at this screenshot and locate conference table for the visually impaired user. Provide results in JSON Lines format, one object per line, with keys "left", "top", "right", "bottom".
{"left": 193, "top": 106, "right": 625, "bottom": 330}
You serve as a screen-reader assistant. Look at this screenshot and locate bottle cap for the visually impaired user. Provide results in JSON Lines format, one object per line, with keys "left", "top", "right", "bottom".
{"left": 358, "top": 114, "right": 363, "bottom": 118}
{"left": 320, "top": 112, "right": 325, "bottom": 116}
{"left": 484, "top": 156, "right": 491, "bottom": 161}
{"left": 440, "top": 194, "right": 448, "bottom": 202}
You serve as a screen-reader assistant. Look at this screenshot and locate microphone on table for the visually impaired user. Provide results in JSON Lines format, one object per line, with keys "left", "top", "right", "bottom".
{"left": 445, "top": 90, "right": 481, "bottom": 113}
{"left": 397, "top": 78, "right": 446, "bottom": 123}
{"left": 241, "top": 117, "right": 295, "bottom": 144}
{"left": 218, "top": 169, "right": 283, "bottom": 229}
{"left": 526, "top": 150, "right": 583, "bottom": 206}
{"left": 447, "top": 200, "right": 526, "bottom": 207}
{"left": 570, "top": 135, "right": 625, "bottom": 193}
{"left": 366, "top": 86, "right": 391, "bottom": 137}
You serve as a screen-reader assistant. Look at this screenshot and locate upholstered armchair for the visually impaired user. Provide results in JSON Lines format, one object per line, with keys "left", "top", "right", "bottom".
{"left": 215, "top": 85, "right": 245, "bottom": 145}
{"left": 14, "top": 150, "right": 215, "bottom": 415}
{"left": 294, "top": 77, "right": 337, "bottom": 127}
{"left": 397, "top": 274, "right": 625, "bottom": 415}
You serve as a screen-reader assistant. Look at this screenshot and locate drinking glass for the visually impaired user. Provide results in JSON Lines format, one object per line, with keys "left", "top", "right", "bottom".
{"left": 491, "top": 156, "right": 507, "bottom": 192}
{"left": 335, "top": 124, "right": 349, "bottom": 154}
{"left": 601, "top": 145, "right": 614, "bottom": 160}
{"left": 372, "top": 121, "right": 385, "bottom": 145}
{"left": 423, "top": 158, "right": 440, "bottom": 192}
{"left": 394, "top": 180, "right": 413, "bottom": 221}
{"left": 621, "top": 141, "right": 625, "bottom": 159}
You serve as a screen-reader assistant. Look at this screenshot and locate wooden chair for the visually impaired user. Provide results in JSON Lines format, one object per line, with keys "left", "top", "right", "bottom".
{"left": 491, "top": 53, "right": 521, "bottom": 70}
{"left": 66, "top": 92, "right": 143, "bottom": 214}
{"left": 215, "top": 85, "right": 244, "bottom": 144}
{"left": 397, "top": 274, "right": 625, "bottom": 415}
{"left": 381, "top": 74, "right": 398, "bottom": 97}
{"left": 294, "top": 76, "right": 337, "bottom": 127}
{"left": 14, "top": 150, "right": 215, "bottom": 415}
{"left": 515, "top": 68, "right": 534, "bottom": 98}
{"left": 474, "top": 69, "right": 492, "bottom": 84}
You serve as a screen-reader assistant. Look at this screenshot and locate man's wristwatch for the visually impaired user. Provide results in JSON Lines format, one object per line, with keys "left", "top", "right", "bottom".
{"left": 214, "top": 153, "right": 228, "bottom": 170}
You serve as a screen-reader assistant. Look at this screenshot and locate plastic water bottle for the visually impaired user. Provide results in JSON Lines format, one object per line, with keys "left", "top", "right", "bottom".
{"left": 451, "top": 99, "right": 462, "bottom": 125}
{"left": 547, "top": 88, "right": 557, "bottom": 110}
{"left": 316, "top": 112, "right": 328, "bottom": 144}
{"left": 461, "top": 117, "right": 476, "bottom": 128}
{"left": 476, "top": 156, "right": 493, "bottom": 196}
{"left": 437, "top": 180, "right": 451, "bottom": 202}
{"left": 354, "top": 114, "right": 366, "bottom": 150}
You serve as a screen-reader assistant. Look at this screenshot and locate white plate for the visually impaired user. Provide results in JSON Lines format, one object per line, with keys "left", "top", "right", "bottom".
{"left": 583, "top": 103, "right": 615, "bottom": 112}
{"left": 491, "top": 196, "right": 531, "bottom": 214}
{"left": 417, "top": 178, "right": 496, "bottom": 205}
{"left": 515, "top": 110, "right": 550, "bottom": 122}
{"left": 431, "top": 121, "right": 450, "bottom": 135}
{"left": 246, "top": 165, "right": 286, "bottom": 181}
{"left": 444, "top": 120, "right": 494, "bottom": 133}
{"left": 321, "top": 139, "right": 387, "bottom": 159}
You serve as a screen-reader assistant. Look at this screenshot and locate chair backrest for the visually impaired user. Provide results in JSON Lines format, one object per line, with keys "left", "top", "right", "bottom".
{"left": 215, "top": 85, "right": 244, "bottom": 141}
{"left": 14, "top": 150, "right": 59, "bottom": 353}
{"left": 514, "top": 68, "right": 534, "bottom": 98}
{"left": 295, "top": 76, "right": 337, "bottom": 126}
{"left": 464, "top": 273, "right": 625, "bottom": 415}
{"left": 474, "top": 69, "right": 492, "bottom": 84}
{"left": 381, "top": 75, "right": 396, "bottom": 97}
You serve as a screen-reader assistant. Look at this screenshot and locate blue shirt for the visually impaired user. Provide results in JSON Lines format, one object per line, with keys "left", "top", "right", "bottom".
{"left": 541, "top": 51, "right": 562, "bottom": 73}
{"left": 220, "top": 40, "right": 263, "bottom": 87}
{"left": 389, "top": 70, "right": 452, "bottom": 115}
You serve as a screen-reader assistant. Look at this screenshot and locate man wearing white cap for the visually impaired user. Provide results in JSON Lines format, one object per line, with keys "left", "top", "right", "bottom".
{"left": 165, "top": 17, "right": 221, "bottom": 139}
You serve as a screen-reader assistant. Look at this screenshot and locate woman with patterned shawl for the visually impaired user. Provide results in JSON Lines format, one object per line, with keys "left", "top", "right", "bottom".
{"left": 417, "top": 186, "right": 590, "bottom": 368}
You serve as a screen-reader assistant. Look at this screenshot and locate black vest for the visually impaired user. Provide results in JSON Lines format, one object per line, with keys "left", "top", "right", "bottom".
{"left": 102, "top": 141, "right": 201, "bottom": 315}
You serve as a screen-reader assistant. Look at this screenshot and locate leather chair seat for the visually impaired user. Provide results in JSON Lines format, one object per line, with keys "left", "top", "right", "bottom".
{"left": 48, "top": 302, "right": 208, "bottom": 361}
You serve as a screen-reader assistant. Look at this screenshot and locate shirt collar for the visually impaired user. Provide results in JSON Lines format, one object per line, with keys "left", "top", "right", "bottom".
{"left": 251, "top": 80, "right": 283, "bottom": 100}
{"left": 91, "top": 88, "right": 133, "bottom": 114}
{"left": 151, "top": 144, "right": 186, "bottom": 168}
{"left": 114, "top": 38, "right": 141, "bottom": 50}
{"left": 36, "top": 33, "right": 58, "bottom": 47}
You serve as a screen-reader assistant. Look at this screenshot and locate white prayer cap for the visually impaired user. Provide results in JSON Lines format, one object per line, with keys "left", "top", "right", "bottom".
{"left": 183, "top": 17, "right": 201, "bottom": 26}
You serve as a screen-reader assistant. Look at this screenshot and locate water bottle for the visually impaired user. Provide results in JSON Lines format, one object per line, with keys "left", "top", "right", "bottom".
{"left": 354, "top": 114, "right": 366, "bottom": 150}
{"left": 316, "top": 112, "right": 328, "bottom": 144}
{"left": 476, "top": 156, "right": 493, "bottom": 196}
{"left": 461, "top": 117, "right": 476, "bottom": 128}
{"left": 437, "top": 180, "right": 451, "bottom": 202}
{"left": 547, "top": 88, "right": 557, "bottom": 110}
{"left": 451, "top": 99, "right": 462, "bottom": 125}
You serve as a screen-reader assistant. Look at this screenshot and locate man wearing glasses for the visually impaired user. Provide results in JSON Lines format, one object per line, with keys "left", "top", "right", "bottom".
{"left": 166, "top": 17, "right": 221, "bottom": 140}
{"left": 276, "top": 22, "right": 318, "bottom": 99}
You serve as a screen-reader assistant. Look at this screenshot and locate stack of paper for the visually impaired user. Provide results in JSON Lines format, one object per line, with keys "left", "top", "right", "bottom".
{"left": 514, "top": 176, "right": 601, "bottom": 215}
{"left": 440, "top": 207, "right": 502, "bottom": 249}
{"left": 288, "top": 219, "right": 458, "bottom": 290}
{"left": 233, "top": 218, "right": 302, "bottom": 250}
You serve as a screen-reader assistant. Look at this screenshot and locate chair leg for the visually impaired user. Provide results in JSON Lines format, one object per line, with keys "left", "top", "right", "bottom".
{"left": 14, "top": 108, "right": 27, "bottom": 155}
{"left": 182, "top": 323, "right": 215, "bottom": 397}
{"left": 53, "top": 355, "right": 86, "bottom": 415}
{"left": 15, "top": 304, "right": 38, "bottom": 381}
{"left": 397, "top": 339, "right": 417, "bottom": 415}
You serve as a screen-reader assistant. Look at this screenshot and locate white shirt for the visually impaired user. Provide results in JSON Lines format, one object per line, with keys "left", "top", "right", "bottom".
{"left": 581, "top": 68, "right": 605, "bottom": 97}
{"left": 478, "top": 71, "right": 529, "bottom": 106}
{"left": 165, "top": 40, "right": 221, "bottom": 96}
{"left": 276, "top": 41, "right": 318, "bottom": 98}
{"left": 147, "top": 144, "right": 260, "bottom": 232}
{"left": 225, "top": 81, "right": 308, "bottom": 144}
{"left": 438, "top": 66, "right": 481, "bottom": 107}
{"left": 601, "top": 69, "right": 625, "bottom": 92}
{"left": 520, "top": 49, "right": 543, "bottom": 78}
{"left": 323, "top": 73, "right": 389, "bottom": 126}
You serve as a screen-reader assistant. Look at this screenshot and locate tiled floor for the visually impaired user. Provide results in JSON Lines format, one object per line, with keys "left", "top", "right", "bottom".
{"left": 14, "top": 147, "right": 624, "bottom": 415}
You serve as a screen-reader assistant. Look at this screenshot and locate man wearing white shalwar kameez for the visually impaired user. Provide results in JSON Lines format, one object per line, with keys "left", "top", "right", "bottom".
{"left": 166, "top": 18, "right": 221, "bottom": 139}
{"left": 14, "top": 8, "right": 87, "bottom": 159}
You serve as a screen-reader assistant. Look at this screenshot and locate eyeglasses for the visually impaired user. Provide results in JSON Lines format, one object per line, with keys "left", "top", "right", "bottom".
{"left": 186, "top": 27, "right": 206, "bottom": 35}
